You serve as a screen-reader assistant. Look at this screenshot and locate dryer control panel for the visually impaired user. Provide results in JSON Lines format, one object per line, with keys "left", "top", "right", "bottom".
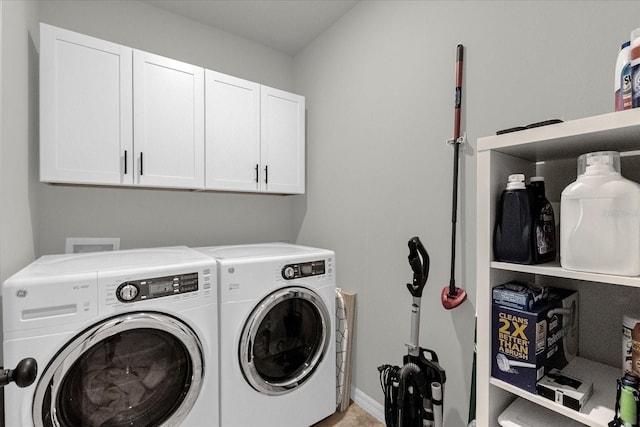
{"left": 116, "top": 272, "right": 198, "bottom": 302}
{"left": 281, "top": 260, "right": 325, "bottom": 280}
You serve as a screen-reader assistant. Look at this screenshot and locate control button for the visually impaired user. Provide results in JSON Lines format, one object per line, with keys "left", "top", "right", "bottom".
{"left": 119, "top": 284, "right": 138, "bottom": 302}
{"left": 283, "top": 266, "right": 295, "bottom": 279}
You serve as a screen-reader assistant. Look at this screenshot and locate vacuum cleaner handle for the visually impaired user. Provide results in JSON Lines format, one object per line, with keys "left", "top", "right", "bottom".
{"left": 407, "top": 236, "right": 429, "bottom": 298}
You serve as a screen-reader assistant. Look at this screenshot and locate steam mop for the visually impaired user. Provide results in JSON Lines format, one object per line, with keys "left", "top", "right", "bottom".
{"left": 379, "top": 237, "right": 446, "bottom": 427}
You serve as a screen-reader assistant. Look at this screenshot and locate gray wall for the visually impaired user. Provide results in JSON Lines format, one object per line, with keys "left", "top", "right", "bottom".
{"left": 1, "top": 0, "right": 39, "bottom": 284}
{"left": 292, "top": 1, "right": 639, "bottom": 424}
{"left": 2, "top": 0, "right": 640, "bottom": 425}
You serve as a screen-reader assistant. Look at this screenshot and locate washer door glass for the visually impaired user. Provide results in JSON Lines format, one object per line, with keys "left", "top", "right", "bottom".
{"left": 33, "top": 312, "right": 204, "bottom": 427}
{"left": 239, "top": 286, "right": 330, "bottom": 395}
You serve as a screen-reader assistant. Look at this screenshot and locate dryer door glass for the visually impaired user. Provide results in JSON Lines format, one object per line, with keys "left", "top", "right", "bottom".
{"left": 240, "top": 286, "right": 330, "bottom": 395}
{"left": 32, "top": 312, "right": 204, "bottom": 427}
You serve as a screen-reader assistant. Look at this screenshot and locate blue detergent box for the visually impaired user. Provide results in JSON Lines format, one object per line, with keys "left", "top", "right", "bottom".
{"left": 491, "top": 288, "right": 578, "bottom": 393}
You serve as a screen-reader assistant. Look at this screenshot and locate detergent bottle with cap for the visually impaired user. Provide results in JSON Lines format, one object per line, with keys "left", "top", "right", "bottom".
{"left": 494, "top": 174, "right": 535, "bottom": 264}
{"left": 631, "top": 28, "right": 640, "bottom": 108}
{"left": 529, "top": 176, "right": 556, "bottom": 264}
{"left": 617, "top": 41, "right": 632, "bottom": 110}
{"left": 561, "top": 151, "right": 640, "bottom": 276}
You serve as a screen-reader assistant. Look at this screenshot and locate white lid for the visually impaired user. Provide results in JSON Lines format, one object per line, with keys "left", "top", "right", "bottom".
{"left": 632, "top": 28, "right": 640, "bottom": 47}
{"left": 578, "top": 151, "right": 621, "bottom": 176}
{"left": 530, "top": 176, "right": 545, "bottom": 183}
{"left": 631, "top": 28, "right": 640, "bottom": 62}
{"left": 506, "top": 174, "right": 526, "bottom": 190}
{"left": 624, "top": 314, "right": 640, "bottom": 328}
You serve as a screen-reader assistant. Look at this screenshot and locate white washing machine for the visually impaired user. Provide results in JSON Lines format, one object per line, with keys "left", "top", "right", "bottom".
{"left": 2, "top": 246, "right": 219, "bottom": 427}
{"left": 196, "top": 243, "right": 336, "bottom": 427}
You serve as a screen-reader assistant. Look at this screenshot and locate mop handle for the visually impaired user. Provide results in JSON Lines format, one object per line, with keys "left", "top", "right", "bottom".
{"left": 449, "top": 44, "right": 464, "bottom": 292}
{"left": 454, "top": 44, "right": 463, "bottom": 141}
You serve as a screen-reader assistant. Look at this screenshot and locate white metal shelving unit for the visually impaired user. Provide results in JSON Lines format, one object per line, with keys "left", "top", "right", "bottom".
{"left": 476, "top": 109, "right": 640, "bottom": 426}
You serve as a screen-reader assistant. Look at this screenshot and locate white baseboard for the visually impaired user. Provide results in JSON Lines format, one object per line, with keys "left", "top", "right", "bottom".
{"left": 351, "top": 386, "right": 385, "bottom": 423}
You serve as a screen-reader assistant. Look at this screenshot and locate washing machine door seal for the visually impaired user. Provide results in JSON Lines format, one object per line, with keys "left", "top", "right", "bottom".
{"left": 32, "top": 311, "right": 204, "bottom": 427}
{"left": 239, "top": 286, "right": 330, "bottom": 396}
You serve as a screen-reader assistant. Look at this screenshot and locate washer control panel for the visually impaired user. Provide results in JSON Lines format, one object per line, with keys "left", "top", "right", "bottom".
{"left": 281, "top": 260, "right": 325, "bottom": 280}
{"left": 116, "top": 272, "right": 198, "bottom": 303}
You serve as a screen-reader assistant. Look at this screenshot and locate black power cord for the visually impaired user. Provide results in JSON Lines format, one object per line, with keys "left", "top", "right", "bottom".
{"left": 378, "top": 364, "right": 400, "bottom": 427}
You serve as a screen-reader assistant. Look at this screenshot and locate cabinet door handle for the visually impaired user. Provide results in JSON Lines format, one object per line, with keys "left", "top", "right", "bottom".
{"left": 264, "top": 165, "right": 268, "bottom": 184}
{"left": 255, "top": 164, "right": 259, "bottom": 183}
{"left": 140, "top": 152, "right": 144, "bottom": 176}
{"left": 124, "top": 150, "right": 128, "bottom": 174}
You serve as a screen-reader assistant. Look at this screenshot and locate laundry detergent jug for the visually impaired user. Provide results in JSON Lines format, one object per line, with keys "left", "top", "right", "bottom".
{"left": 560, "top": 151, "right": 640, "bottom": 276}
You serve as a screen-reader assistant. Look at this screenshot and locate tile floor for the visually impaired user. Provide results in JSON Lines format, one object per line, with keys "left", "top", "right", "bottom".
{"left": 312, "top": 402, "right": 385, "bottom": 427}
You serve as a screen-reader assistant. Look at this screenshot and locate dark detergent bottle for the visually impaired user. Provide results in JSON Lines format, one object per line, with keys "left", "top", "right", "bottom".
{"left": 529, "top": 176, "right": 556, "bottom": 264}
{"left": 493, "top": 174, "right": 534, "bottom": 264}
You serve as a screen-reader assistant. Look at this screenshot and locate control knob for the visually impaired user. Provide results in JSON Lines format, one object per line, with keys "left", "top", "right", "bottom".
{"left": 283, "top": 266, "right": 295, "bottom": 280}
{"left": 118, "top": 284, "right": 138, "bottom": 301}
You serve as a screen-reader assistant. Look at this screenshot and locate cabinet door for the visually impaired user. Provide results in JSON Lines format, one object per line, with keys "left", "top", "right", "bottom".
{"left": 133, "top": 51, "right": 204, "bottom": 189}
{"left": 205, "top": 70, "right": 260, "bottom": 192}
{"left": 40, "top": 23, "right": 133, "bottom": 185}
{"left": 260, "top": 86, "right": 305, "bottom": 194}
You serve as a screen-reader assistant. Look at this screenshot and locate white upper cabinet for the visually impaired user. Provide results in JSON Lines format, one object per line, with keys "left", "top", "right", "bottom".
{"left": 133, "top": 51, "right": 204, "bottom": 189}
{"left": 205, "top": 70, "right": 261, "bottom": 192}
{"left": 40, "top": 23, "right": 133, "bottom": 185}
{"left": 205, "top": 74, "right": 306, "bottom": 194}
{"left": 260, "top": 86, "right": 305, "bottom": 194}
{"left": 40, "top": 23, "right": 304, "bottom": 194}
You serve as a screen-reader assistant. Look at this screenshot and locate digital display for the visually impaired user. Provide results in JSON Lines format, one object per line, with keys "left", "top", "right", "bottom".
{"left": 117, "top": 272, "right": 199, "bottom": 303}
{"left": 282, "top": 261, "right": 325, "bottom": 280}
{"left": 149, "top": 281, "right": 173, "bottom": 295}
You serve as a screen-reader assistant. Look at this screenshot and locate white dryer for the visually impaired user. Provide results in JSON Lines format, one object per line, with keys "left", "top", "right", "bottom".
{"left": 196, "top": 243, "right": 336, "bottom": 427}
{"left": 2, "top": 246, "right": 218, "bottom": 427}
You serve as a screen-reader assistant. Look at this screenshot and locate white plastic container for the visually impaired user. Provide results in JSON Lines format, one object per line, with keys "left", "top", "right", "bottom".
{"left": 560, "top": 151, "right": 640, "bottom": 276}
